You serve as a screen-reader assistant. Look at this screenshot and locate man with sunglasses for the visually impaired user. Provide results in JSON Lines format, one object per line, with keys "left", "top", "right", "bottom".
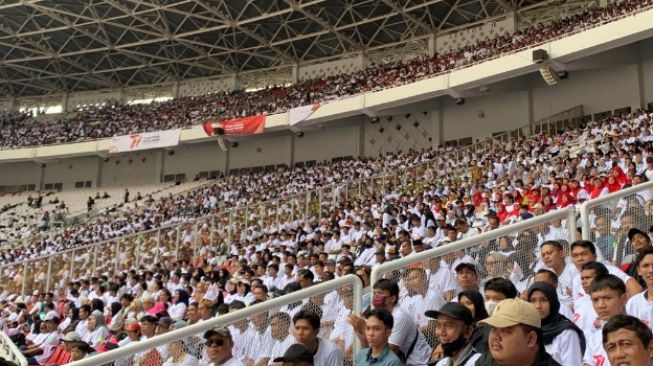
{"left": 203, "top": 327, "right": 245, "bottom": 366}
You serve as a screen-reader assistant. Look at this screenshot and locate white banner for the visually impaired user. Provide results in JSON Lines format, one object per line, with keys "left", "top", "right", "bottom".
{"left": 108, "top": 129, "right": 181, "bottom": 154}
{"left": 289, "top": 103, "right": 321, "bottom": 126}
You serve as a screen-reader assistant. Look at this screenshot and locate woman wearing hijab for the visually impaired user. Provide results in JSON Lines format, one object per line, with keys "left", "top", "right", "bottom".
{"left": 527, "top": 282, "right": 585, "bottom": 365}
{"left": 108, "top": 302, "right": 122, "bottom": 327}
{"left": 83, "top": 310, "right": 110, "bottom": 349}
{"left": 457, "top": 290, "right": 490, "bottom": 354}
{"left": 169, "top": 289, "right": 189, "bottom": 321}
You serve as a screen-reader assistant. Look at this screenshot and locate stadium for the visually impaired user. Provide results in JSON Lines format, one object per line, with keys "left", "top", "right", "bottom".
{"left": 1, "top": 0, "right": 653, "bottom": 365}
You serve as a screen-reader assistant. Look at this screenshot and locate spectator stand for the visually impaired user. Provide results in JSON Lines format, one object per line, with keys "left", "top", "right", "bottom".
{"left": 0, "top": 112, "right": 603, "bottom": 299}
{"left": 369, "top": 207, "right": 576, "bottom": 347}
{"left": 580, "top": 179, "right": 653, "bottom": 264}
{"left": 65, "top": 274, "right": 363, "bottom": 366}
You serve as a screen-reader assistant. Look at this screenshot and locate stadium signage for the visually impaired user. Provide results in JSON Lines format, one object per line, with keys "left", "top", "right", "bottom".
{"left": 108, "top": 129, "right": 181, "bottom": 154}
{"left": 200, "top": 114, "right": 266, "bottom": 137}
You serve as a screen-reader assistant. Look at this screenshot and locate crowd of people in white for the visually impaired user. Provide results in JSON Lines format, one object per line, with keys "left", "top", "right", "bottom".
{"left": 2, "top": 1, "right": 653, "bottom": 365}
{"left": 0, "top": 0, "right": 650, "bottom": 149}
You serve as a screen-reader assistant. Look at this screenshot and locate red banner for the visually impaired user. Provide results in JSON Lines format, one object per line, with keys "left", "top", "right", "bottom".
{"left": 201, "top": 115, "right": 266, "bottom": 137}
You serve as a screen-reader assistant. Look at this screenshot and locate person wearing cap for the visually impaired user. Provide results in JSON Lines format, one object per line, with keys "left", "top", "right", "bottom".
{"left": 626, "top": 246, "right": 653, "bottom": 330}
{"left": 602, "top": 315, "right": 653, "bottom": 366}
{"left": 203, "top": 327, "right": 245, "bottom": 366}
{"left": 424, "top": 303, "right": 480, "bottom": 366}
{"left": 476, "top": 299, "right": 560, "bottom": 366}
{"left": 22, "top": 315, "right": 61, "bottom": 365}
{"left": 291, "top": 310, "right": 343, "bottom": 366}
{"left": 119, "top": 319, "right": 141, "bottom": 347}
{"left": 156, "top": 316, "right": 173, "bottom": 335}
{"left": 584, "top": 274, "right": 628, "bottom": 366}
{"left": 353, "top": 308, "right": 402, "bottom": 366}
{"left": 454, "top": 263, "right": 480, "bottom": 296}
{"left": 272, "top": 343, "right": 314, "bottom": 366}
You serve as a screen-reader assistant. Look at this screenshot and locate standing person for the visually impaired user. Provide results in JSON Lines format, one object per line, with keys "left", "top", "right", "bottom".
{"left": 354, "top": 308, "right": 402, "bottom": 366}
{"left": 292, "top": 310, "right": 343, "bottom": 366}
{"left": 602, "top": 315, "right": 653, "bottom": 366}
{"left": 476, "top": 299, "right": 561, "bottom": 366}
{"left": 425, "top": 303, "right": 480, "bottom": 366}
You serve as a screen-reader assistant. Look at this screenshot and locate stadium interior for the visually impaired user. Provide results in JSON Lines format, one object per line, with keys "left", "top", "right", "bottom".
{"left": 2, "top": 0, "right": 653, "bottom": 365}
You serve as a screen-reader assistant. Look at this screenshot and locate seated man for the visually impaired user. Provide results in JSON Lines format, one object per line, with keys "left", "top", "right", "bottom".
{"left": 23, "top": 316, "right": 61, "bottom": 365}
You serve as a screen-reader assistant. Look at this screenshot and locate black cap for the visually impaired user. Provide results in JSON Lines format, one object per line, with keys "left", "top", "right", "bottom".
{"left": 628, "top": 228, "right": 650, "bottom": 242}
{"left": 272, "top": 343, "right": 314, "bottom": 365}
{"left": 455, "top": 262, "right": 478, "bottom": 274}
{"left": 425, "top": 302, "right": 474, "bottom": 325}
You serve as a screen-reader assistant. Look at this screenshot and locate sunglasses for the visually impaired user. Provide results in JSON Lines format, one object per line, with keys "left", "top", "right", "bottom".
{"left": 205, "top": 338, "right": 225, "bottom": 348}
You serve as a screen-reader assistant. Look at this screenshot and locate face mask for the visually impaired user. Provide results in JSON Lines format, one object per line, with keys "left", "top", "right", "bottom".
{"left": 485, "top": 300, "right": 498, "bottom": 316}
{"left": 442, "top": 334, "right": 467, "bottom": 357}
{"left": 372, "top": 294, "right": 386, "bottom": 309}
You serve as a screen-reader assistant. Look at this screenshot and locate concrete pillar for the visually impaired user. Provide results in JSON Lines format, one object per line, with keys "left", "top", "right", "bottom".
{"left": 172, "top": 81, "right": 181, "bottom": 99}
{"left": 427, "top": 34, "right": 436, "bottom": 57}
{"left": 291, "top": 63, "right": 300, "bottom": 84}
{"left": 96, "top": 157, "right": 104, "bottom": 188}
{"left": 61, "top": 93, "right": 70, "bottom": 113}
{"left": 290, "top": 133, "right": 296, "bottom": 166}
{"left": 233, "top": 73, "right": 242, "bottom": 90}
{"left": 637, "top": 43, "right": 646, "bottom": 109}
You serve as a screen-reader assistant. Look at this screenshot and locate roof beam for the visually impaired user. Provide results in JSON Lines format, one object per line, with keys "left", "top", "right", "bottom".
{"left": 379, "top": 0, "right": 434, "bottom": 35}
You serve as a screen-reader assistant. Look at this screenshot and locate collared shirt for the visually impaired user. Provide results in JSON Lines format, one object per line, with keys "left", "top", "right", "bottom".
{"left": 354, "top": 346, "right": 402, "bottom": 366}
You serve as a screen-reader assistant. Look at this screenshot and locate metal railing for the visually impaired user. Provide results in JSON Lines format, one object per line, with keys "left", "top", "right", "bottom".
{"left": 370, "top": 207, "right": 576, "bottom": 347}
{"left": 580, "top": 180, "right": 653, "bottom": 263}
{"left": 0, "top": 103, "right": 590, "bottom": 297}
{"left": 66, "top": 274, "right": 363, "bottom": 366}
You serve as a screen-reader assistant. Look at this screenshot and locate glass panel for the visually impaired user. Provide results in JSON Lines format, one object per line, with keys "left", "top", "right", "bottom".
{"left": 49, "top": 251, "right": 72, "bottom": 295}
{"left": 307, "top": 190, "right": 320, "bottom": 221}
{"left": 24, "top": 259, "right": 47, "bottom": 296}
{"left": 139, "top": 230, "right": 160, "bottom": 268}
{"left": 117, "top": 236, "right": 138, "bottom": 273}
{"left": 95, "top": 241, "right": 118, "bottom": 278}
{"left": 320, "top": 185, "right": 334, "bottom": 219}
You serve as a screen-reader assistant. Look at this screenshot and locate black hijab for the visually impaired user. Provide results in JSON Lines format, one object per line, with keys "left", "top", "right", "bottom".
{"left": 458, "top": 290, "right": 489, "bottom": 324}
{"left": 527, "top": 282, "right": 586, "bottom": 354}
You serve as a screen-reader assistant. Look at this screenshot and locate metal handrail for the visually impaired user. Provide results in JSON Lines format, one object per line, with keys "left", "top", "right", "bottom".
{"left": 370, "top": 207, "right": 576, "bottom": 287}
{"left": 66, "top": 274, "right": 363, "bottom": 366}
{"left": 580, "top": 180, "right": 653, "bottom": 240}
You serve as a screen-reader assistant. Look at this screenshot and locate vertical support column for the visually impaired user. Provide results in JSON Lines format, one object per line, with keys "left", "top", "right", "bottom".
{"left": 21, "top": 262, "right": 28, "bottom": 297}
{"left": 38, "top": 162, "right": 46, "bottom": 191}
{"left": 174, "top": 226, "right": 182, "bottom": 261}
{"left": 92, "top": 244, "right": 98, "bottom": 277}
{"left": 224, "top": 147, "right": 230, "bottom": 176}
{"left": 438, "top": 98, "right": 445, "bottom": 146}
{"left": 155, "top": 231, "right": 161, "bottom": 264}
{"left": 637, "top": 42, "right": 646, "bottom": 109}
{"left": 427, "top": 34, "right": 436, "bottom": 57}
{"left": 62, "top": 93, "right": 70, "bottom": 113}
{"left": 45, "top": 257, "right": 53, "bottom": 293}
{"left": 135, "top": 235, "right": 142, "bottom": 270}
{"left": 172, "top": 80, "right": 181, "bottom": 99}
{"left": 359, "top": 117, "right": 365, "bottom": 157}
{"left": 96, "top": 157, "right": 104, "bottom": 188}
{"left": 291, "top": 63, "right": 300, "bottom": 84}
{"left": 290, "top": 133, "right": 296, "bottom": 167}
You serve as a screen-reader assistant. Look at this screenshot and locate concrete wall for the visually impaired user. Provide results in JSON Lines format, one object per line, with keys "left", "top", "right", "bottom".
{"left": 43, "top": 157, "right": 99, "bottom": 189}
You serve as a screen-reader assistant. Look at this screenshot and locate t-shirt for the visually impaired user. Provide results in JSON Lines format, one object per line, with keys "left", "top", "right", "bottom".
{"left": 583, "top": 322, "right": 610, "bottom": 366}
{"left": 390, "top": 306, "right": 431, "bottom": 366}
{"left": 354, "top": 347, "right": 403, "bottom": 366}
{"left": 314, "top": 337, "right": 344, "bottom": 366}
{"left": 544, "top": 329, "right": 583, "bottom": 365}
{"left": 626, "top": 290, "right": 653, "bottom": 329}
{"left": 572, "top": 263, "right": 631, "bottom": 301}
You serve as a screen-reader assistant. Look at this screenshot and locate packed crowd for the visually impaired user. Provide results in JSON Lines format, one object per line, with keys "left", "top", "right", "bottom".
{"left": 0, "top": 105, "right": 653, "bottom": 365}
{"left": 0, "top": 0, "right": 651, "bottom": 149}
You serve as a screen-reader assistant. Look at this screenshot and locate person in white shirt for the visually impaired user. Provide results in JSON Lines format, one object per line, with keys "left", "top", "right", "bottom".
{"left": 291, "top": 309, "right": 343, "bottom": 366}
{"left": 527, "top": 282, "right": 585, "bottom": 365}
{"left": 540, "top": 240, "right": 578, "bottom": 309}
{"left": 202, "top": 327, "right": 246, "bottom": 366}
{"left": 261, "top": 312, "right": 295, "bottom": 365}
{"left": 583, "top": 274, "right": 628, "bottom": 366}
{"left": 626, "top": 246, "right": 653, "bottom": 330}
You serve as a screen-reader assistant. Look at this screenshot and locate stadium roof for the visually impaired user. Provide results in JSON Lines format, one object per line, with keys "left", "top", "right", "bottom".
{"left": 0, "top": 0, "right": 556, "bottom": 97}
